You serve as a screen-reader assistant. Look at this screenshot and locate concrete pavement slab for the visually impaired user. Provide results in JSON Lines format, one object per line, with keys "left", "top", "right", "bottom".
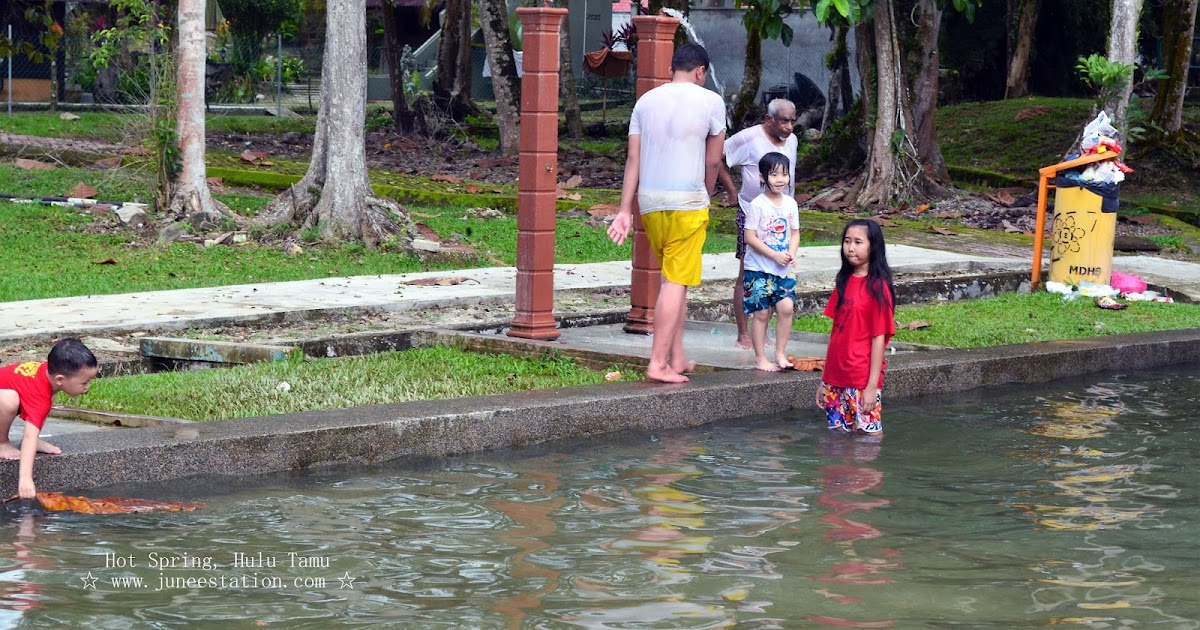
{"left": 0, "top": 245, "right": 1031, "bottom": 341}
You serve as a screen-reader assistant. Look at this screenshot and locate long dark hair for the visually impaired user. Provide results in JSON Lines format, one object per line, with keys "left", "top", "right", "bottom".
{"left": 835, "top": 219, "right": 895, "bottom": 313}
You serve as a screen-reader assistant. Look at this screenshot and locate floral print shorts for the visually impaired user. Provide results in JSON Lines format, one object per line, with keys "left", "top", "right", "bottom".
{"left": 820, "top": 381, "right": 883, "bottom": 434}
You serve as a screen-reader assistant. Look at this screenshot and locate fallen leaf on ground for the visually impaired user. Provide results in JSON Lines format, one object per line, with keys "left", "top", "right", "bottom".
{"left": 92, "top": 258, "right": 118, "bottom": 265}
{"left": 1125, "top": 214, "right": 1157, "bottom": 225}
{"left": 562, "top": 174, "right": 583, "bottom": 189}
{"left": 897, "top": 320, "right": 930, "bottom": 330}
{"left": 794, "top": 192, "right": 814, "bottom": 203}
{"left": 786, "top": 355, "right": 825, "bottom": 372}
{"left": 555, "top": 186, "right": 568, "bottom": 199}
{"left": 930, "top": 226, "right": 957, "bottom": 236}
{"left": 121, "top": 146, "right": 150, "bottom": 156}
{"left": 409, "top": 211, "right": 441, "bottom": 218}
{"left": 206, "top": 177, "right": 224, "bottom": 187}
{"left": 59, "top": 112, "right": 81, "bottom": 121}
{"left": 431, "top": 174, "right": 463, "bottom": 184}
{"left": 14, "top": 158, "right": 55, "bottom": 170}
{"left": 914, "top": 204, "right": 929, "bottom": 214}
{"left": 66, "top": 182, "right": 98, "bottom": 199}
{"left": 240, "top": 150, "right": 269, "bottom": 164}
{"left": 403, "top": 276, "right": 470, "bottom": 286}
{"left": 567, "top": 193, "right": 582, "bottom": 201}
{"left": 465, "top": 185, "right": 482, "bottom": 194}
{"left": 588, "top": 204, "right": 621, "bottom": 217}
{"left": 94, "top": 156, "right": 123, "bottom": 169}
{"left": 605, "top": 371, "right": 622, "bottom": 381}
{"left": 868, "top": 216, "right": 898, "bottom": 227}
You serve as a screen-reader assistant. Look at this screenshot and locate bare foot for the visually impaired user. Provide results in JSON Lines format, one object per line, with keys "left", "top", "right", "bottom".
{"left": 776, "top": 356, "right": 793, "bottom": 370}
{"left": 735, "top": 335, "right": 752, "bottom": 350}
{"left": 0, "top": 442, "right": 19, "bottom": 460}
{"left": 755, "top": 359, "right": 782, "bottom": 372}
{"left": 36, "top": 439, "right": 61, "bottom": 455}
{"left": 647, "top": 366, "right": 689, "bottom": 383}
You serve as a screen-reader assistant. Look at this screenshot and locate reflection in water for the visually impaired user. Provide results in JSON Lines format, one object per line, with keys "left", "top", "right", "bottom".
{"left": 0, "top": 369, "right": 1198, "bottom": 627}
{"left": 809, "top": 435, "right": 897, "bottom": 629}
{"left": 1015, "top": 382, "right": 1195, "bottom": 628}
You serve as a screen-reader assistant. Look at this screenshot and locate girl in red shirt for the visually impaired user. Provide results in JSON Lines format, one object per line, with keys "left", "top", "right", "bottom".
{"left": 816, "top": 220, "right": 896, "bottom": 436}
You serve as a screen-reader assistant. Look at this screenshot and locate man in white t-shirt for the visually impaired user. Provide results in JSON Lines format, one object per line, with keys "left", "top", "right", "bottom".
{"left": 607, "top": 43, "right": 727, "bottom": 384}
{"left": 716, "top": 99, "right": 797, "bottom": 349}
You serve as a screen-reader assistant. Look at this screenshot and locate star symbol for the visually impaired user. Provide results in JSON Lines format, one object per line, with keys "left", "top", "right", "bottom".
{"left": 338, "top": 572, "right": 356, "bottom": 589}
{"left": 81, "top": 572, "right": 98, "bottom": 589}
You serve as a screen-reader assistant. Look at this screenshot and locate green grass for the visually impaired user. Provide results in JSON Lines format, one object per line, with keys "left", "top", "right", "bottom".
{"left": 0, "top": 199, "right": 742, "bottom": 301}
{"left": 938, "top": 97, "right": 1094, "bottom": 179}
{"left": 67, "top": 347, "right": 637, "bottom": 421}
{"left": 0, "top": 164, "right": 153, "bottom": 200}
{"left": 0, "top": 112, "right": 315, "bottom": 142}
{"left": 793, "top": 291, "right": 1200, "bottom": 348}
{"left": 0, "top": 201, "right": 464, "bottom": 301}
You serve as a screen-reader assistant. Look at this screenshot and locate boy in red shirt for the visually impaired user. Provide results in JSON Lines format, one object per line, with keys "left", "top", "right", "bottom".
{"left": 0, "top": 338, "right": 98, "bottom": 498}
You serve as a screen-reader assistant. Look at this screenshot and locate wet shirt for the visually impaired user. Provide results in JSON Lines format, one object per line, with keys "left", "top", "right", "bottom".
{"left": 823, "top": 277, "right": 896, "bottom": 389}
{"left": 629, "top": 82, "right": 726, "bottom": 214}
{"left": 724, "top": 125, "right": 797, "bottom": 214}
{"left": 743, "top": 193, "right": 799, "bottom": 278}
{"left": 0, "top": 361, "right": 53, "bottom": 430}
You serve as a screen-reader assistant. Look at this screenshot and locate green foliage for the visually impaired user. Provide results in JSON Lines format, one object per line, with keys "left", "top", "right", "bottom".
{"left": 736, "top": 0, "right": 796, "bottom": 46}
{"left": 1076, "top": 53, "right": 1134, "bottom": 106}
{"left": 219, "top": 0, "right": 299, "bottom": 75}
{"left": 813, "top": 0, "right": 871, "bottom": 25}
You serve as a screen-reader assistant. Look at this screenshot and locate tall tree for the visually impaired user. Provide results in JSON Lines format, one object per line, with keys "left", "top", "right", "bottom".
{"left": 435, "top": 0, "right": 474, "bottom": 119}
{"left": 1148, "top": 0, "right": 1198, "bottom": 134}
{"left": 730, "top": 0, "right": 796, "bottom": 131}
{"left": 1104, "top": 0, "right": 1145, "bottom": 141}
{"left": 169, "top": 0, "right": 232, "bottom": 223}
{"left": 381, "top": 1, "right": 422, "bottom": 134}
{"left": 818, "top": 0, "right": 975, "bottom": 208}
{"left": 478, "top": 0, "right": 521, "bottom": 156}
{"left": 557, "top": 0, "right": 583, "bottom": 141}
{"left": 255, "top": 0, "right": 417, "bottom": 247}
{"left": 1004, "top": 0, "right": 1042, "bottom": 99}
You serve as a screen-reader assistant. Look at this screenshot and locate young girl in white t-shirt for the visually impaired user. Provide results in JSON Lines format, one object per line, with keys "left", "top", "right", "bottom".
{"left": 741, "top": 152, "right": 800, "bottom": 372}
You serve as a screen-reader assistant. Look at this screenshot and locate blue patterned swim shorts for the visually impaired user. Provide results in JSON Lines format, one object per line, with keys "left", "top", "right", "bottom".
{"left": 742, "top": 269, "right": 796, "bottom": 315}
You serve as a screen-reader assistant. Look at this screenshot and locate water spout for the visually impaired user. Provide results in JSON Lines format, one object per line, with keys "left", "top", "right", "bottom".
{"left": 660, "top": 8, "right": 725, "bottom": 96}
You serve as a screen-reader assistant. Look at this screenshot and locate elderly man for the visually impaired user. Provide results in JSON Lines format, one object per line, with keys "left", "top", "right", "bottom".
{"left": 716, "top": 98, "right": 798, "bottom": 349}
{"left": 607, "top": 43, "right": 726, "bottom": 383}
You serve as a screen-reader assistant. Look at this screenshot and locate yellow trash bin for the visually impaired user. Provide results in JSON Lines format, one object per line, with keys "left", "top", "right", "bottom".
{"left": 1048, "top": 185, "right": 1116, "bottom": 286}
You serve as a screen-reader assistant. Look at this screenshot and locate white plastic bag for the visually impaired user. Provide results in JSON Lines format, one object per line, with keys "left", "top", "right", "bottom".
{"left": 1081, "top": 111, "right": 1117, "bottom": 151}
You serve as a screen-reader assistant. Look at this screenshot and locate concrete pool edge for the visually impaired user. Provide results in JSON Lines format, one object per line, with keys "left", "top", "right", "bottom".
{"left": 8, "top": 329, "right": 1200, "bottom": 494}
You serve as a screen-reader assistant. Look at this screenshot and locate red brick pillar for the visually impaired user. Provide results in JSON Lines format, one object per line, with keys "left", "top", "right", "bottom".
{"left": 624, "top": 14, "right": 679, "bottom": 335}
{"left": 508, "top": 6, "right": 568, "bottom": 341}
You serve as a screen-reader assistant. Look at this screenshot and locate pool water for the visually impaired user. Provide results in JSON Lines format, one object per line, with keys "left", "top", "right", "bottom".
{"left": 2, "top": 366, "right": 1199, "bottom": 628}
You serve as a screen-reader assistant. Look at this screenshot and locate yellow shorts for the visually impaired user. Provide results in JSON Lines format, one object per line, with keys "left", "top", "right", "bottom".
{"left": 641, "top": 208, "right": 709, "bottom": 286}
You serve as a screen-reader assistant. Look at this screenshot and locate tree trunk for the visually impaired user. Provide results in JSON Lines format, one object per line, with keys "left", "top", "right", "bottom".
{"left": 821, "top": 23, "right": 850, "bottom": 136}
{"left": 478, "top": 0, "right": 521, "bottom": 157}
{"left": 732, "top": 33, "right": 762, "bottom": 132}
{"left": 1004, "top": 0, "right": 1041, "bottom": 99}
{"left": 1149, "top": 0, "right": 1198, "bottom": 133}
{"left": 168, "top": 0, "right": 232, "bottom": 224}
{"left": 381, "top": 1, "right": 417, "bottom": 133}
{"left": 907, "top": 0, "right": 949, "bottom": 184}
{"left": 1104, "top": 0, "right": 1145, "bottom": 143}
{"left": 558, "top": 5, "right": 583, "bottom": 141}
{"left": 435, "top": 0, "right": 464, "bottom": 100}
{"left": 256, "top": 0, "right": 416, "bottom": 248}
{"left": 855, "top": 0, "right": 942, "bottom": 208}
{"left": 454, "top": 0, "right": 473, "bottom": 112}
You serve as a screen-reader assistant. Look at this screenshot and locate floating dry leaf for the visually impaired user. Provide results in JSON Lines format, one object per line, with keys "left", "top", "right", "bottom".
{"left": 20, "top": 492, "right": 203, "bottom": 514}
